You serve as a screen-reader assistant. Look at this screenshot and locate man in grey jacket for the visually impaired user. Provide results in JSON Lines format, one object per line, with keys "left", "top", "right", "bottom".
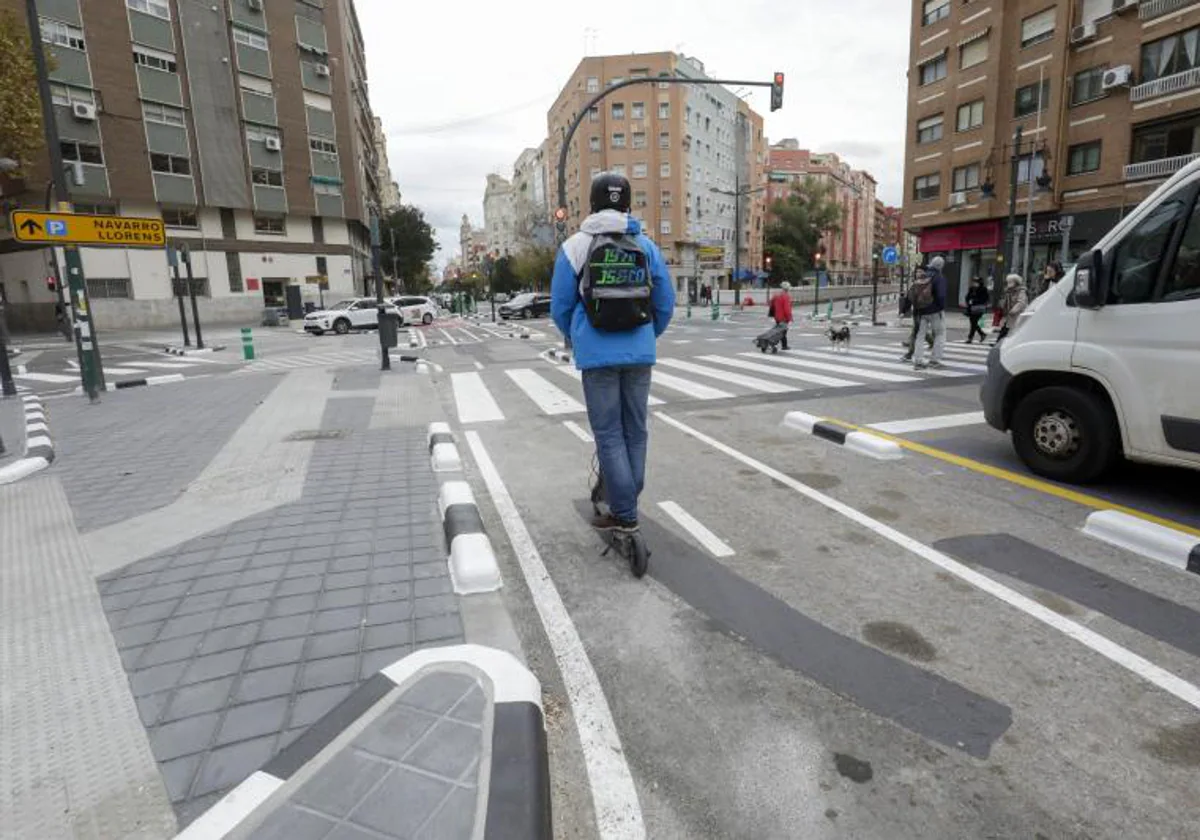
{"left": 911, "top": 255, "right": 948, "bottom": 370}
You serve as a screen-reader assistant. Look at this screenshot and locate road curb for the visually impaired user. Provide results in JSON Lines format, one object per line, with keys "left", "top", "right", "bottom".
{"left": 163, "top": 345, "right": 224, "bottom": 356}
{"left": 75, "top": 373, "right": 188, "bottom": 394}
{"left": 428, "top": 421, "right": 463, "bottom": 472}
{"left": 0, "top": 395, "right": 55, "bottom": 486}
{"left": 782, "top": 411, "right": 904, "bottom": 461}
{"left": 176, "top": 645, "right": 549, "bottom": 840}
{"left": 547, "top": 347, "right": 572, "bottom": 363}
{"left": 439, "top": 479, "right": 503, "bottom": 594}
{"left": 1082, "top": 510, "right": 1200, "bottom": 575}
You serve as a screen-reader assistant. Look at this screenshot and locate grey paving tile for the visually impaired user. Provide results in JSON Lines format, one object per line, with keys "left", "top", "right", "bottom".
{"left": 198, "top": 622, "right": 260, "bottom": 656}
{"left": 190, "top": 733, "right": 277, "bottom": 798}
{"left": 354, "top": 703, "right": 438, "bottom": 761}
{"left": 236, "top": 564, "right": 288, "bottom": 587}
{"left": 413, "top": 595, "right": 456, "bottom": 619}
{"left": 103, "top": 571, "right": 160, "bottom": 595}
{"left": 370, "top": 565, "right": 413, "bottom": 586}
{"left": 138, "top": 633, "right": 205, "bottom": 668}
{"left": 270, "top": 593, "right": 320, "bottom": 617}
{"left": 324, "top": 570, "right": 370, "bottom": 591}
{"left": 312, "top": 607, "right": 364, "bottom": 633}
{"left": 215, "top": 696, "right": 291, "bottom": 746}
{"left": 215, "top": 599, "right": 271, "bottom": 625}
{"left": 364, "top": 601, "right": 411, "bottom": 626}
{"left": 149, "top": 712, "right": 221, "bottom": 762}
{"left": 414, "top": 614, "right": 462, "bottom": 644}
{"left": 318, "top": 588, "right": 366, "bottom": 611}
{"left": 291, "top": 545, "right": 335, "bottom": 563}
{"left": 367, "top": 583, "right": 411, "bottom": 604}
{"left": 189, "top": 573, "right": 242, "bottom": 596}
{"left": 293, "top": 749, "right": 391, "bottom": 818}
{"left": 101, "top": 589, "right": 144, "bottom": 612}
{"left": 244, "top": 550, "right": 292, "bottom": 570}
{"left": 364, "top": 622, "right": 411, "bottom": 652}
{"left": 359, "top": 646, "right": 411, "bottom": 679}
{"left": 346, "top": 765, "right": 449, "bottom": 837}
{"left": 135, "top": 690, "right": 171, "bottom": 727}
{"left": 325, "top": 823, "right": 390, "bottom": 840}
{"left": 448, "top": 686, "right": 486, "bottom": 725}
{"left": 405, "top": 718, "right": 482, "bottom": 780}
{"left": 247, "top": 637, "right": 307, "bottom": 671}
{"left": 158, "top": 611, "right": 218, "bottom": 641}
{"left": 413, "top": 577, "right": 452, "bottom": 598}
{"left": 251, "top": 804, "right": 337, "bottom": 840}
{"left": 131, "top": 660, "right": 189, "bottom": 697}
{"left": 332, "top": 541, "right": 373, "bottom": 559}
{"left": 308, "top": 628, "right": 361, "bottom": 660}
{"left": 414, "top": 782, "right": 477, "bottom": 840}
{"left": 276, "top": 575, "right": 324, "bottom": 597}
{"left": 397, "top": 674, "right": 476, "bottom": 716}
{"left": 198, "top": 557, "right": 253, "bottom": 579}
{"left": 173, "top": 590, "right": 231, "bottom": 617}
{"left": 162, "top": 677, "right": 237, "bottom": 723}
{"left": 289, "top": 684, "right": 356, "bottom": 730}
{"left": 300, "top": 655, "right": 359, "bottom": 691}
{"left": 136, "top": 581, "right": 194, "bottom": 606}
{"left": 412, "top": 562, "right": 445, "bottom": 580}
{"left": 258, "top": 613, "right": 314, "bottom": 642}
{"left": 281, "top": 560, "right": 330, "bottom": 580}
{"left": 160, "top": 753, "right": 204, "bottom": 804}
{"left": 233, "top": 663, "right": 299, "bottom": 704}
{"left": 330, "top": 555, "right": 371, "bottom": 573}
{"left": 115, "top": 620, "right": 165, "bottom": 649}
{"left": 122, "top": 599, "right": 182, "bottom": 628}
{"left": 181, "top": 649, "right": 246, "bottom": 685}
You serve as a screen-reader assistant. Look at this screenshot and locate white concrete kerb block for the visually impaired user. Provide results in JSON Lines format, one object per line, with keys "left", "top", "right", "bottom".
{"left": 448, "top": 533, "right": 502, "bottom": 594}
{"left": 782, "top": 411, "right": 819, "bottom": 434}
{"left": 844, "top": 431, "right": 904, "bottom": 461}
{"left": 1082, "top": 510, "right": 1200, "bottom": 574}
{"left": 438, "top": 480, "right": 475, "bottom": 519}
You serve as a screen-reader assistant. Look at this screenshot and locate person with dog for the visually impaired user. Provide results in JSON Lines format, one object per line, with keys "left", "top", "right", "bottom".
{"left": 767, "top": 282, "right": 793, "bottom": 350}
{"left": 964, "top": 275, "right": 990, "bottom": 344}
{"left": 910, "top": 255, "right": 948, "bottom": 370}
{"left": 551, "top": 171, "right": 675, "bottom": 533}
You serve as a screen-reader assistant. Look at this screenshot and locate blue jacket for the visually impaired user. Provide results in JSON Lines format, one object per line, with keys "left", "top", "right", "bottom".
{"left": 550, "top": 210, "right": 675, "bottom": 370}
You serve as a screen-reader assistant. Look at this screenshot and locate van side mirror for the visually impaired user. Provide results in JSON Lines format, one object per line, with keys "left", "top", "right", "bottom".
{"left": 1073, "top": 249, "right": 1105, "bottom": 309}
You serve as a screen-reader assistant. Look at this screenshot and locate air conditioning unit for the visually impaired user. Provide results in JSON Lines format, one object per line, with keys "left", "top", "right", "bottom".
{"left": 72, "top": 102, "right": 96, "bottom": 121}
{"left": 247, "top": 0, "right": 263, "bottom": 10}
{"left": 1112, "top": 0, "right": 1138, "bottom": 13}
{"left": 949, "top": 191, "right": 968, "bottom": 208}
{"left": 1102, "top": 64, "right": 1134, "bottom": 90}
{"left": 264, "top": 136, "right": 281, "bottom": 152}
{"left": 1070, "top": 22, "right": 1097, "bottom": 45}
{"left": 315, "top": 63, "right": 330, "bottom": 78}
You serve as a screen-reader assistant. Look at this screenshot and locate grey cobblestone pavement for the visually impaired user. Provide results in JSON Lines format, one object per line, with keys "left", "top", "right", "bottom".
{"left": 96, "top": 392, "right": 464, "bottom": 827}
{"left": 50, "top": 376, "right": 281, "bottom": 532}
{"left": 0, "top": 393, "right": 23, "bottom": 462}
{"left": 252, "top": 672, "right": 484, "bottom": 840}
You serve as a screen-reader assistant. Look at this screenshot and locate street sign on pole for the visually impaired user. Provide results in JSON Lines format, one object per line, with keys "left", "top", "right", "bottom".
{"left": 11, "top": 210, "right": 167, "bottom": 247}
{"left": 881, "top": 246, "right": 899, "bottom": 266}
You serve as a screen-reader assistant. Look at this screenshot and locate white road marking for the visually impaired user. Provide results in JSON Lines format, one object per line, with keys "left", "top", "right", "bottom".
{"left": 506, "top": 368, "right": 585, "bottom": 415}
{"left": 657, "top": 501, "right": 735, "bottom": 557}
{"left": 131, "top": 360, "right": 197, "bottom": 370}
{"left": 657, "top": 358, "right": 793, "bottom": 393}
{"left": 550, "top": 364, "right": 666, "bottom": 405}
{"left": 14, "top": 371, "right": 78, "bottom": 384}
{"left": 699, "top": 355, "right": 854, "bottom": 388}
{"left": 464, "top": 432, "right": 645, "bottom": 838}
{"left": 669, "top": 339, "right": 692, "bottom": 345}
{"left": 869, "top": 411, "right": 987, "bottom": 434}
{"left": 473, "top": 360, "right": 485, "bottom": 370}
{"left": 437, "top": 328, "right": 459, "bottom": 345}
{"left": 563, "top": 420, "right": 594, "bottom": 443}
{"left": 650, "top": 370, "right": 734, "bottom": 400}
{"left": 655, "top": 412, "right": 1200, "bottom": 714}
{"left": 451, "top": 372, "right": 505, "bottom": 423}
{"left": 793, "top": 348, "right": 966, "bottom": 378}
{"left": 737, "top": 352, "right": 918, "bottom": 383}
{"left": 103, "top": 366, "right": 150, "bottom": 376}
{"left": 854, "top": 344, "right": 987, "bottom": 372}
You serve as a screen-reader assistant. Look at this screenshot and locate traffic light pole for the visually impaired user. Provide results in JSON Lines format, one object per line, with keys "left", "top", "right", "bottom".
{"left": 555, "top": 75, "right": 783, "bottom": 238}
{"left": 371, "top": 211, "right": 390, "bottom": 371}
{"left": 26, "top": 0, "right": 104, "bottom": 402}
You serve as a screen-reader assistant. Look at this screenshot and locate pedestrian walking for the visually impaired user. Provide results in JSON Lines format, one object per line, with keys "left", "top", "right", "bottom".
{"left": 899, "top": 269, "right": 936, "bottom": 362}
{"left": 911, "top": 255, "right": 948, "bottom": 370}
{"left": 964, "top": 275, "right": 990, "bottom": 344}
{"left": 767, "top": 282, "right": 793, "bottom": 350}
{"left": 994, "top": 273, "right": 1029, "bottom": 344}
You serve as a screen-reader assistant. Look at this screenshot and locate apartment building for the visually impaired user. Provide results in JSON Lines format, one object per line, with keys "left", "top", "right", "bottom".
{"left": 0, "top": 0, "right": 383, "bottom": 330}
{"left": 372, "top": 116, "right": 400, "bottom": 211}
{"left": 902, "top": 0, "right": 1200, "bottom": 305}
{"left": 545, "top": 52, "right": 766, "bottom": 293}
{"left": 482, "top": 173, "right": 519, "bottom": 257}
{"left": 767, "top": 141, "right": 878, "bottom": 282}
{"left": 458, "top": 214, "right": 486, "bottom": 272}
{"left": 511, "top": 143, "right": 553, "bottom": 248}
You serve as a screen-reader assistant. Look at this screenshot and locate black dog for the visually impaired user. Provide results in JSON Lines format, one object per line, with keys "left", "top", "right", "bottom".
{"left": 827, "top": 325, "right": 851, "bottom": 352}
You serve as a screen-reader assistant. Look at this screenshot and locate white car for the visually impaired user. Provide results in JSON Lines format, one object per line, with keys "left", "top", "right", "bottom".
{"left": 391, "top": 295, "right": 438, "bottom": 326}
{"left": 304, "top": 298, "right": 400, "bottom": 335}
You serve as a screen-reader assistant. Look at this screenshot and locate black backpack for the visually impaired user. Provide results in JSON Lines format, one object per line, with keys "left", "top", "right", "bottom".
{"left": 578, "top": 233, "right": 653, "bottom": 332}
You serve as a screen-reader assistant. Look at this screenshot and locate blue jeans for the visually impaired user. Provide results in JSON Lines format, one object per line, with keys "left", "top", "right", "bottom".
{"left": 581, "top": 366, "right": 652, "bottom": 522}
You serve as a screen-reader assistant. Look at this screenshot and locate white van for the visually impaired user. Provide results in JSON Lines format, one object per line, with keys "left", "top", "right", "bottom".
{"left": 981, "top": 160, "right": 1200, "bottom": 484}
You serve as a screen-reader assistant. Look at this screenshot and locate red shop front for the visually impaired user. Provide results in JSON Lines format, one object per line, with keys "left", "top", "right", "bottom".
{"left": 919, "top": 220, "right": 1002, "bottom": 308}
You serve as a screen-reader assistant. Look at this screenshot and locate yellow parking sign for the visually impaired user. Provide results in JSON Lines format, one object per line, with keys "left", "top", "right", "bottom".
{"left": 11, "top": 210, "right": 167, "bottom": 247}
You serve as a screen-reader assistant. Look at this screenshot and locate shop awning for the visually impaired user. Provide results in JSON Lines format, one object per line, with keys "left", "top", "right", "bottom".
{"left": 920, "top": 220, "right": 1001, "bottom": 253}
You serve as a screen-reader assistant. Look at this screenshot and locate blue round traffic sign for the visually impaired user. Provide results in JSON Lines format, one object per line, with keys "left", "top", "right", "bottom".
{"left": 881, "top": 246, "right": 899, "bottom": 265}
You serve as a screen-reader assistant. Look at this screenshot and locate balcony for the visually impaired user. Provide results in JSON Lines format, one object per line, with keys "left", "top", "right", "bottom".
{"left": 1124, "top": 152, "right": 1200, "bottom": 181}
{"left": 1131, "top": 67, "right": 1200, "bottom": 103}
{"left": 1140, "top": 0, "right": 1192, "bottom": 21}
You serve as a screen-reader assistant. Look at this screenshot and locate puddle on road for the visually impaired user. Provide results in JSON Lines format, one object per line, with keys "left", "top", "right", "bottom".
{"left": 1144, "top": 722, "right": 1200, "bottom": 767}
{"left": 863, "top": 620, "right": 937, "bottom": 662}
{"left": 1034, "top": 590, "right": 1079, "bottom": 617}
{"left": 863, "top": 504, "right": 900, "bottom": 522}
{"left": 878, "top": 488, "right": 909, "bottom": 502}
{"left": 833, "top": 752, "right": 874, "bottom": 783}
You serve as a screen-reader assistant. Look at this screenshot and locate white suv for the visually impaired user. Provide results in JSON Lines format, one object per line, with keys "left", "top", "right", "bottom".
{"left": 304, "top": 298, "right": 400, "bottom": 335}
{"left": 391, "top": 295, "right": 438, "bottom": 326}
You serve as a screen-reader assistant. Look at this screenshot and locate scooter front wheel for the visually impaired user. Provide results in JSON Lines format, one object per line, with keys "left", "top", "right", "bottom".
{"left": 629, "top": 531, "right": 649, "bottom": 578}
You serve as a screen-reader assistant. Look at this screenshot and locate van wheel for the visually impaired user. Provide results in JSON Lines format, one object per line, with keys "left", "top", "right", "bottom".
{"left": 1011, "top": 386, "right": 1118, "bottom": 483}
{"left": 333, "top": 319, "right": 350, "bottom": 335}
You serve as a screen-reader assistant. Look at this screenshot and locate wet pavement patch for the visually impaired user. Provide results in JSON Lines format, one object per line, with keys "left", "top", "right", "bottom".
{"left": 1144, "top": 722, "right": 1200, "bottom": 767}
{"left": 286, "top": 430, "right": 345, "bottom": 441}
{"left": 935, "top": 534, "right": 1200, "bottom": 659}
{"left": 862, "top": 621, "right": 937, "bottom": 662}
{"left": 788, "top": 471, "right": 841, "bottom": 490}
{"left": 862, "top": 505, "right": 900, "bottom": 522}
{"left": 591, "top": 501, "right": 1013, "bottom": 759}
{"left": 833, "top": 753, "right": 874, "bottom": 783}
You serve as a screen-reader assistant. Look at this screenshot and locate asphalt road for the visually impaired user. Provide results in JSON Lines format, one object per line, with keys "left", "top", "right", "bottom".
{"left": 418, "top": 312, "right": 1200, "bottom": 840}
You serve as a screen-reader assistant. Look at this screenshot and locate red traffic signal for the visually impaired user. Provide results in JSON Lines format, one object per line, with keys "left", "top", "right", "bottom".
{"left": 771, "top": 72, "right": 784, "bottom": 112}
{"left": 45, "top": 276, "right": 56, "bottom": 292}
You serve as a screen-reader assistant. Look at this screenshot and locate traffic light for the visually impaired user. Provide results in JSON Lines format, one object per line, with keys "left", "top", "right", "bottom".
{"left": 763, "top": 252, "right": 774, "bottom": 272}
{"left": 770, "top": 72, "right": 784, "bottom": 112}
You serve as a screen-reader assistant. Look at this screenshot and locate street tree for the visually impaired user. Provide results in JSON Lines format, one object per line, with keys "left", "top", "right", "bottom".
{"left": 380, "top": 204, "right": 438, "bottom": 290}
{"left": 764, "top": 179, "right": 842, "bottom": 285}
{"left": 490, "top": 256, "right": 520, "bottom": 296}
{"left": 510, "top": 246, "right": 555, "bottom": 292}
{"left": 0, "top": 10, "right": 45, "bottom": 176}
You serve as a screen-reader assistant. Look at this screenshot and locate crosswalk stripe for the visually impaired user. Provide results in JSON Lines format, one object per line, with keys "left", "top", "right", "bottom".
{"left": 452, "top": 372, "right": 505, "bottom": 423}
{"left": 736, "top": 352, "right": 918, "bottom": 383}
{"left": 657, "top": 358, "right": 793, "bottom": 393}
{"left": 794, "top": 348, "right": 968, "bottom": 377}
{"left": 132, "top": 361, "right": 197, "bottom": 370}
{"left": 103, "top": 366, "right": 148, "bottom": 375}
{"left": 549, "top": 364, "right": 666, "bottom": 405}
{"left": 869, "top": 411, "right": 986, "bottom": 434}
{"left": 15, "top": 371, "right": 78, "bottom": 384}
{"left": 853, "top": 345, "right": 987, "bottom": 372}
{"left": 506, "top": 369, "right": 585, "bottom": 415}
{"left": 698, "top": 355, "right": 855, "bottom": 388}
{"left": 650, "top": 370, "right": 735, "bottom": 400}
{"left": 438, "top": 328, "right": 459, "bottom": 345}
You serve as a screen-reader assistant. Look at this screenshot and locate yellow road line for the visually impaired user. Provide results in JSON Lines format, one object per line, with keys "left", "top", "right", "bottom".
{"left": 833, "top": 419, "right": 1200, "bottom": 539}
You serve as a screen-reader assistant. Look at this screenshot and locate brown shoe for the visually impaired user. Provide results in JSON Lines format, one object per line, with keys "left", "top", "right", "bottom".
{"left": 591, "top": 513, "right": 638, "bottom": 533}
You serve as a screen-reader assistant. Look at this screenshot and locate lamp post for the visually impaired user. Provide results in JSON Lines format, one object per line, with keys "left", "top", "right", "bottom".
{"left": 871, "top": 248, "right": 881, "bottom": 326}
{"left": 711, "top": 180, "right": 766, "bottom": 309}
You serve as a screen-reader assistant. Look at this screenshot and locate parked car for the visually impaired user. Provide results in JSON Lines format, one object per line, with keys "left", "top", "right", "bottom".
{"left": 492, "top": 292, "right": 510, "bottom": 304}
{"left": 304, "top": 298, "right": 400, "bottom": 335}
{"left": 499, "top": 292, "right": 551, "bottom": 320}
{"left": 390, "top": 295, "right": 439, "bottom": 326}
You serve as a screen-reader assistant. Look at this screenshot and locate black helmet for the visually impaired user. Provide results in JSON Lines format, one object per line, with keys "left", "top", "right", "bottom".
{"left": 590, "top": 171, "right": 632, "bottom": 213}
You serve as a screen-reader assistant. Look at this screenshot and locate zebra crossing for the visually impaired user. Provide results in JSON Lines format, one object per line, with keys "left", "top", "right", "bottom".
{"left": 238, "top": 349, "right": 381, "bottom": 373}
{"left": 448, "top": 341, "right": 993, "bottom": 424}
{"left": 12, "top": 354, "right": 226, "bottom": 390}
{"left": 425, "top": 321, "right": 550, "bottom": 346}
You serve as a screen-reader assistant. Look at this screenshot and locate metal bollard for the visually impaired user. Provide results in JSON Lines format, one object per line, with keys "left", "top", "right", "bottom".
{"left": 241, "top": 327, "right": 255, "bottom": 360}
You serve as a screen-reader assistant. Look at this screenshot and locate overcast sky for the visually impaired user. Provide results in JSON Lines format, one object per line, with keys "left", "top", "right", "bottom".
{"left": 357, "top": 0, "right": 911, "bottom": 265}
